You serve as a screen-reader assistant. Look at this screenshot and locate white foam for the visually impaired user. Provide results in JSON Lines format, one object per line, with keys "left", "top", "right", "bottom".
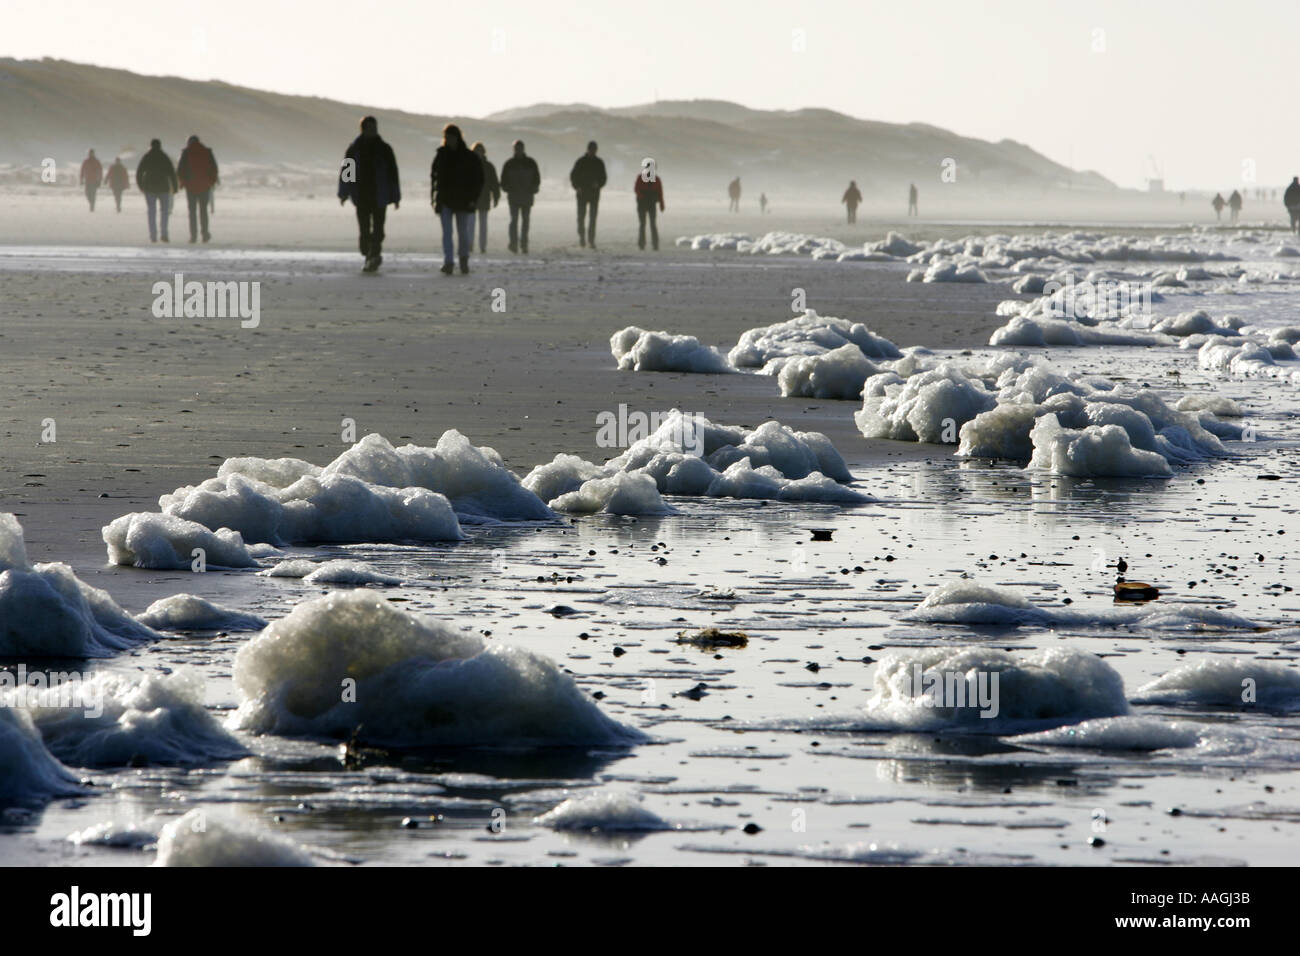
{"left": 728, "top": 310, "right": 900, "bottom": 369}
{"left": 301, "top": 560, "right": 403, "bottom": 586}
{"left": 1010, "top": 716, "right": 1205, "bottom": 751}
{"left": 154, "top": 809, "right": 316, "bottom": 866}
{"left": 610, "top": 326, "right": 733, "bottom": 373}
{"left": 102, "top": 512, "right": 259, "bottom": 570}
{"left": 548, "top": 472, "right": 676, "bottom": 516}
{"left": 0, "top": 707, "right": 79, "bottom": 806}
{"left": 855, "top": 363, "right": 996, "bottom": 443}
{"left": 1134, "top": 658, "right": 1300, "bottom": 709}
{"left": 777, "top": 343, "right": 881, "bottom": 399}
{"left": 1, "top": 514, "right": 160, "bottom": 658}
{"left": 228, "top": 591, "right": 645, "bottom": 747}
{"left": 1027, "top": 413, "right": 1172, "bottom": 477}
{"left": 16, "top": 670, "right": 246, "bottom": 767}
{"left": 137, "top": 594, "right": 267, "bottom": 631}
{"left": 534, "top": 789, "right": 675, "bottom": 831}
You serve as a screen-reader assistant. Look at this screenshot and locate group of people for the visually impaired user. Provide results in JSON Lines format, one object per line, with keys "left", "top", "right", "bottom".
{"left": 1211, "top": 181, "right": 1300, "bottom": 233}
{"left": 337, "top": 117, "right": 667, "bottom": 274}
{"left": 77, "top": 138, "right": 219, "bottom": 243}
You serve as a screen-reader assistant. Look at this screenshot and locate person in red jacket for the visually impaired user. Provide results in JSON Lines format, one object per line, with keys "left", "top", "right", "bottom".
{"left": 177, "top": 135, "right": 219, "bottom": 243}
{"left": 79, "top": 150, "right": 103, "bottom": 211}
{"left": 635, "top": 165, "right": 665, "bottom": 251}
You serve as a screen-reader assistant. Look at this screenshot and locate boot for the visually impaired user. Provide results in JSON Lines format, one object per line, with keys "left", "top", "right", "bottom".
{"left": 440, "top": 262, "right": 454, "bottom": 275}
{"left": 459, "top": 256, "right": 469, "bottom": 275}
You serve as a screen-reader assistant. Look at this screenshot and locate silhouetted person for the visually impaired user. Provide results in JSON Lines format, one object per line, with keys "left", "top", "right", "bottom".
{"left": 79, "top": 150, "right": 102, "bottom": 211}
{"left": 339, "top": 115, "right": 401, "bottom": 273}
{"left": 1227, "top": 189, "right": 1242, "bottom": 225}
{"left": 136, "top": 139, "right": 177, "bottom": 242}
{"left": 430, "top": 123, "right": 484, "bottom": 275}
{"left": 759, "top": 192, "right": 768, "bottom": 214}
{"left": 908, "top": 182, "right": 918, "bottom": 216}
{"left": 1211, "top": 192, "right": 1225, "bottom": 221}
{"left": 104, "top": 157, "right": 129, "bottom": 212}
{"left": 728, "top": 176, "right": 741, "bottom": 212}
{"left": 636, "top": 168, "right": 665, "bottom": 250}
{"left": 177, "top": 134, "right": 219, "bottom": 243}
{"left": 501, "top": 139, "right": 540, "bottom": 254}
{"left": 472, "top": 142, "right": 500, "bottom": 254}
{"left": 570, "top": 140, "right": 607, "bottom": 249}
{"left": 1285, "top": 177, "right": 1300, "bottom": 235}
{"left": 842, "top": 180, "right": 862, "bottom": 223}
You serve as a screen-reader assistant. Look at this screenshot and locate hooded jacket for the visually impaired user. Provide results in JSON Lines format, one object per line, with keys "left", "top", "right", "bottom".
{"left": 570, "top": 153, "right": 607, "bottom": 196}
{"left": 178, "top": 140, "right": 219, "bottom": 193}
{"left": 500, "top": 154, "right": 541, "bottom": 205}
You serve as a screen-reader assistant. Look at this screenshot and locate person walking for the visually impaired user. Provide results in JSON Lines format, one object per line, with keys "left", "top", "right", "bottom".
{"left": 1284, "top": 177, "right": 1300, "bottom": 236}
{"left": 135, "top": 139, "right": 177, "bottom": 242}
{"left": 104, "top": 156, "right": 129, "bottom": 212}
{"left": 635, "top": 168, "right": 665, "bottom": 250}
{"left": 472, "top": 142, "right": 500, "bottom": 254}
{"left": 177, "top": 134, "right": 219, "bottom": 243}
{"left": 759, "top": 192, "right": 768, "bottom": 214}
{"left": 908, "top": 182, "right": 919, "bottom": 216}
{"left": 727, "top": 176, "right": 741, "bottom": 212}
{"left": 338, "top": 115, "right": 401, "bottom": 273}
{"left": 1211, "top": 192, "right": 1226, "bottom": 221}
{"left": 570, "top": 140, "right": 607, "bottom": 249}
{"left": 500, "top": 139, "right": 540, "bottom": 254}
{"left": 79, "top": 149, "right": 102, "bottom": 211}
{"left": 1227, "top": 189, "right": 1243, "bottom": 226}
{"left": 430, "top": 123, "right": 484, "bottom": 274}
{"left": 842, "top": 180, "right": 862, "bottom": 224}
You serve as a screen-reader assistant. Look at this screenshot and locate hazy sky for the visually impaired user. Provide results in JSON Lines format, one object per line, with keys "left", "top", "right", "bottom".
{"left": 6, "top": 0, "right": 1296, "bottom": 189}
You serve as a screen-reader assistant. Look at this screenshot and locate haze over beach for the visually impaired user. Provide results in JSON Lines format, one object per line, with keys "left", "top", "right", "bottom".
{"left": 1, "top": 0, "right": 1298, "bottom": 922}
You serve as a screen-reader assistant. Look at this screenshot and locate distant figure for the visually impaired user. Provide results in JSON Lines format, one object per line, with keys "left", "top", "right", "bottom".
{"left": 104, "top": 157, "right": 129, "bottom": 212}
{"left": 842, "top": 180, "right": 862, "bottom": 223}
{"left": 1284, "top": 177, "right": 1300, "bottom": 235}
{"left": 177, "top": 135, "right": 219, "bottom": 243}
{"left": 472, "top": 142, "right": 500, "bottom": 254}
{"left": 908, "top": 182, "right": 918, "bottom": 216}
{"left": 1211, "top": 192, "right": 1226, "bottom": 221}
{"left": 338, "top": 115, "right": 401, "bottom": 273}
{"left": 79, "top": 150, "right": 102, "bottom": 211}
{"left": 1227, "top": 189, "right": 1243, "bottom": 225}
{"left": 759, "top": 192, "right": 768, "bottom": 214}
{"left": 728, "top": 177, "right": 741, "bottom": 212}
{"left": 636, "top": 168, "right": 665, "bottom": 250}
{"left": 570, "top": 140, "right": 607, "bottom": 249}
{"left": 135, "top": 138, "right": 178, "bottom": 243}
{"left": 500, "top": 139, "right": 540, "bottom": 254}
{"left": 430, "top": 123, "right": 484, "bottom": 275}
{"left": 1179, "top": 191, "right": 1186, "bottom": 205}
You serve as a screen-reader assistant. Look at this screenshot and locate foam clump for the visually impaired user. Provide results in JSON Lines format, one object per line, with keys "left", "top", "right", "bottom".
{"left": 228, "top": 591, "right": 645, "bottom": 747}
{"left": 905, "top": 581, "right": 1050, "bottom": 626}
{"left": 777, "top": 343, "right": 881, "bottom": 399}
{"left": 549, "top": 472, "right": 676, "bottom": 516}
{"left": 855, "top": 364, "right": 996, "bottom": 443}
{"left": 67, "top": 822, "right": 158, "bottom": 849}
{"left": 154, "top": 809, "right": 316, "bottom": 866}
{"left": 0, "top": 707, "right": 80, "bottom": 807}
{"left": 1009, "top": 716, "right": 1204, "bottom": 751}
{"left": 102, "top": 513, "right": 260, "bottom": 570}
{"left": 0, "top": 513, "right": 160, "bottom": 657}
{"left": 137, "top": 594, "right": 267, "bottom": 631}
{"left": 728, "top": 310, "right": 901, "bottom": 369}
{"left": 865, "top": 646, "right": 1128, "bottom": 731}
{"left": 534, "top": 789, "right": 675, "bottom": 832}
{"left": 301, "top": 560, "right": 402, "bottom": 586}
{"left": 1133, "top": 659, "right": 1300, "bottom": 709}
{"left": 1027, "top": 413, "right": 1173, "bottom": 478}
{"left": 610, "top": 327, "right": 733, "bottom": 373}
{"left": 524, "top": 410, "right": 870, "bottom": 509}
{"left": 17, "top": 670, "right": 246, "bottom": 767}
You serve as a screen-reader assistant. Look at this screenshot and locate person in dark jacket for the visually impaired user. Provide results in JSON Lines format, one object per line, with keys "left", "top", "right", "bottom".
{"left": 570, "top": 140, "right": 607, "bottom": 249}
{"left": 728, "top": 176, "right": 741, "bottom": 212}
{"left": 136, "top": 139, "right": 178, "bottom": 242}
{"left": 1227, "top": 189, "right": 1243, "bottom": 225}
{"left": 635, "top": 168, "right": 665, "bottom": 251}
{"left": 1211, "top": 193, "right": 1225, "bottom": 221}
{"left": 430, "top": 123, "right": 484, "bottom": 274}
{"left": 842, "top": 181, "right": 862, "bottom": 223}
{"left": 1284, "top": 177, "right": 1300, "bottom": 235}
{"left": 104, "top": 157, "right": 129, "bottom": 212}
{"left": 472, "top": 142, "right": 500, "bottom": 254}
{"left": 79, "top": 150, "right": 102, "bottom": 211}
{"left": 177, "top": 134, "right": 219, "bottom": 243}
{"left": 908, "top": 182, "right": 918, "bottom": 216}
{"left": 338, "top": 115, "right": 401, "bottom": 273}
{"left": 500, "top": 140, "right": 540, "bottom": 254}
